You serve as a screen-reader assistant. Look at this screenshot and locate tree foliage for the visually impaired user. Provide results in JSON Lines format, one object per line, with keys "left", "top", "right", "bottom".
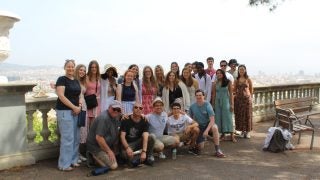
{"left": 249, "top": 0, "right": 285, "bottom": 11}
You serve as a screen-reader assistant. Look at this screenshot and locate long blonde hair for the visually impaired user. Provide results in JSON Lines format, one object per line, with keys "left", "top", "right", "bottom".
{"left": 142, "top": 66, "right": 158, "bottom": 91}
{"left": 75, "top": 64, "right": 87, "bottom": 86}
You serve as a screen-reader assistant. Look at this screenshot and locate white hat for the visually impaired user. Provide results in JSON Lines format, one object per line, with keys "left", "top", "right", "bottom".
{"left": 152, "top": 97, "right": 164, "bottom": 106}
{"left": 110, "top": 100, "right": 122, "bottom": 108}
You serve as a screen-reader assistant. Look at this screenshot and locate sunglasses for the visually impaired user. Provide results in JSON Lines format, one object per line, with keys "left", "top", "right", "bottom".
{"left": 220, "top": 65, "right": 227, "bottom": 67}
{"left": 134, "top": 106, "right": 143, "bottom": 110}
{"left": 112, "top": 107, "right": 121, "bottom": 112}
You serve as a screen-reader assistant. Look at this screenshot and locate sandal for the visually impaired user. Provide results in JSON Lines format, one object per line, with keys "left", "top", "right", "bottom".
{"left": 232, "top": 137, "right": 237, "bottom": 143}
{"left": 215, "top": 152, "right": 226, "bottom": 158}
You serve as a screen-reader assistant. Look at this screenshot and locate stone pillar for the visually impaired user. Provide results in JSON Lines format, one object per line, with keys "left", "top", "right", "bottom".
{"left": 0, "top": 83, "right": 36, "bottom": 170}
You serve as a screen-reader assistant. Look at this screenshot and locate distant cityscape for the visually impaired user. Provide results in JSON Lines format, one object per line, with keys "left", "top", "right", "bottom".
{"left": 1, "top": 63, "right": 320, "bottom": 89}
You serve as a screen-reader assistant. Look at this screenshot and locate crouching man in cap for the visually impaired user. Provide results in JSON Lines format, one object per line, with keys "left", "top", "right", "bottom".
{"left": 120, "top": 102, "right": 155, "bottom": 166}
{"left": 86, "top": 100, "right": 123, "bottom": 170}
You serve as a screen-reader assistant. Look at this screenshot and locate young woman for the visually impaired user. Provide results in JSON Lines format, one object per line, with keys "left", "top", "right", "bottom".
{"left": 234, "top": 65, "right": 253, "bottom": 139}
{"left": 141, "top": 66, "right": 158, "bottom": 114}
{"left": 170, "top": 62, "right": 180, "bottom": 79}
{"left": 116, "top": 69, "right": 140, "bottom": 115}
{"left": 85, "top": 60, "right": 101, "bottom": 127}
{"left": 100, "top": 64, "right": 118, "bottom": 112}
{"left": 56, "top": 59, "right": 81, "bottom": 171}
{"left": 154, "top": 65, "right": 165, "bottom": 97}
{"left": 211, "top": 69, "right": 235, "bottom": 142}
{"left": 162, "top": 71, "right": 190, "bottom": 113}
{"left": 74, "top": 64, "right": 88, "bottom": 162}
{"left": 180, "top": 67, "right": 199, "bottom": 105}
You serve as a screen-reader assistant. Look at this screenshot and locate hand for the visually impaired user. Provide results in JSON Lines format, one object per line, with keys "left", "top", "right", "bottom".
{"left": 107, "top": 150, "right": 116, "bottom": 164}
{"left": 121, "top": 114, "right": 129, "bottom": 120}
{"left": 126, "top": 147, "right": 133, "bottom": 159}
{"left": 140, "top": 151, "right": 146, "bottom": 162}
{"left": 230, "top": 106, "right": 234, "bottom": 112}
{"left": 73, "top": 106, "right": 81, "bottom": 115}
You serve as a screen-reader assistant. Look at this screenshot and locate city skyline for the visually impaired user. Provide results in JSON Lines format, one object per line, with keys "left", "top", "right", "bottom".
{"left": 2, "top": 0, "right": 320, "bottom": 74}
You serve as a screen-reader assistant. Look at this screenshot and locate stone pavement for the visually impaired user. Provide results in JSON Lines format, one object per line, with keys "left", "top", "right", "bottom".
{"left": 1, "top": 119, "right": 320, "bottom": 180}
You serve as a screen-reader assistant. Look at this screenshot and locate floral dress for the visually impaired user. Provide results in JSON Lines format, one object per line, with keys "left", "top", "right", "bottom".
{"left": 234, "top": 80, "right": 253, "bottom": 132}
{"left": 142, "top": 83, "right": 157, "bottom": 114}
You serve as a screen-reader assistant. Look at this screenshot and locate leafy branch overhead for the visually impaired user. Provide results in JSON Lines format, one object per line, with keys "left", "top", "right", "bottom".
{"left": 249, "top": 0, "right": 286, "bottom": 11}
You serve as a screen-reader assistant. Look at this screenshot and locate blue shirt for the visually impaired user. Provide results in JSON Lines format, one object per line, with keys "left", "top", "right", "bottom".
{"left": 146, "top": 112, "right": 168, "bottom": 138}
{"left": 189, "top": 101, "right": 215, "bottom": 128}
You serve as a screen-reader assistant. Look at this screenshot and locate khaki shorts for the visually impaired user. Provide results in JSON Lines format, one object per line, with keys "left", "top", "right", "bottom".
{"left": 150, "top": 134, "right": 176, "bottom": 150}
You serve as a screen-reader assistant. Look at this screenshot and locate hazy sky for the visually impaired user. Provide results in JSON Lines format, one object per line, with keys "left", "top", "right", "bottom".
{"left": 2, "top": 0, "right": 320, "bottom": 74}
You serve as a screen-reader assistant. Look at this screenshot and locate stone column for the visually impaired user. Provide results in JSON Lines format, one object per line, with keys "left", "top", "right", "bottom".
{"left": 0, "top": 83, "right": 36, "bottom": 170}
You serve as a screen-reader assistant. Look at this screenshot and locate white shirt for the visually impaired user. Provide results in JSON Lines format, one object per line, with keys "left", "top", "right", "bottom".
{"left": 167, "top": 114, "right": 193, "bottom": 135}
{"left": 195, "top": 73, "right": 212, "bottom": 102}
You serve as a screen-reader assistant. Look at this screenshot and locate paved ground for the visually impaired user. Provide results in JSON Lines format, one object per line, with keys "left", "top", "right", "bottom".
{"left": 1, "top": 119, "right": 320, "bottom": 180}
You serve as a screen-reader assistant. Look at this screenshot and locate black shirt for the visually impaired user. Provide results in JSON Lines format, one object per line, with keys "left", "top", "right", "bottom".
{"left": 55, "top": 76, "right": 81, "bottom": 110}
{"left": 120, "top": 116, "right": 149, "bottom": 143}
{"left": 169, "top": 85, "right": 183, "bottom": 105}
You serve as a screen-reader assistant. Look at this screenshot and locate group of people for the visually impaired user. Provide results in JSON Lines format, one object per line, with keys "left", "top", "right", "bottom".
{"left": 55, "top": 57, "right": 253, "bottom": 171}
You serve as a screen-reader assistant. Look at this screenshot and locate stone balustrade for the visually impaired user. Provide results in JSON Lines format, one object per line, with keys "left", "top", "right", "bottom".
{"left": 23, "top": 83, "right": 320, "bottom": 162}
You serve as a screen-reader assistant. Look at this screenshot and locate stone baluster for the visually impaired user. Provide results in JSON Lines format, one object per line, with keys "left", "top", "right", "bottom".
{"left": 26, "top": 110, "right": 37, "bottom": 146}
{"left": 40, "top": 109, "right": 52, "bottom": 145}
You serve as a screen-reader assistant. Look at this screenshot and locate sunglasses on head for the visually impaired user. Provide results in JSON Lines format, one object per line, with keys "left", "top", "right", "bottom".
{"left": 112, "top": 107, "right": 121, "bottom": 112}
{"left": 134, "top": 106, "right": 143, "bottom": 110}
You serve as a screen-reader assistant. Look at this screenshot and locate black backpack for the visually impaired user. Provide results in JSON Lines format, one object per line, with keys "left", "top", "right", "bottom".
{"left": 265, "top": 129, "right": 287, "bottom": 153}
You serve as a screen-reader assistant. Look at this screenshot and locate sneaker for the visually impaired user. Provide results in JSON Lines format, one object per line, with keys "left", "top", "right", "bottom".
{"left": 79, "top": 154, "right": 87, "bottom": 162}
{"left": 148, "top": 155, "right": 155, "bottom": 161}
{"left": 188, "top": 147, "right": 199, "bottom": 156}
{"left": 244, "top": 132, "right": 251, "bottom": 139}
{"left": 144, "top": 156, "right": 154, "bottom": 166}
{"left": 77, "top": 159, "right": 82, "bottom": 164}
{"left": 159, "top": 152, "right": 166, "bottom": 159}
{"left": 215, "top": 151, "right": 226, "bottom": 158}
{"left": 179, "top": 142, "right": 184, "bottom": 147}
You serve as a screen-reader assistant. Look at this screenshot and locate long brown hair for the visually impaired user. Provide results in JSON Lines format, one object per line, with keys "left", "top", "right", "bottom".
{"left": 87, "top": 60, "right": 101, "bottom": 81}
{"left": 180, "top": 67, "right": 194, "bottom": 87}
{"left": 164, "top": 71, "right": 180, "bottom": 89}
{"left": 142, "top": 66, "right": 158, "bottom": 91}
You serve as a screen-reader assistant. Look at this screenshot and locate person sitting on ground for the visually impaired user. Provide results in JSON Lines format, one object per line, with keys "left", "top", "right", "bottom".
{"left": 86, "top": 100, "right": 122, "bottom": 170}
{"left": 146, "top": 97, "right": 177, "bottom": 159}
{"left": 189, "top": 89, "right": 226, "bottom": 157}
{"left": 120, "top": 103, "right": 155, "bottom": 166}
{"left": 167, "top": 102, "right": 200, "bottom": 154}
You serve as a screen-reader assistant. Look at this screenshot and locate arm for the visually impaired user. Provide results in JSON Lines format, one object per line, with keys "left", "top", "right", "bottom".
{"left": 140, "top": 132, "right": 149, "bottom": 162}
{"left": 248, "top": 78, "right": 253, "bottom": 96}
{"left": 228, "top": 82, "right": 234, "bottom": 112}
{"left": 211, "top": 82, "right": 216, "bottom": 106}
{"left": 203, "top": 116, "right": 216, "bottom": 137}
{"left": 120, "top": 131, "right": 133, "bottom": 159}
{"left": 96, "top": 134, "right": 116, "bottom": 164}
{"left": 56, "top": 86, "right": 80, "bottom": 114}
{"left": 206, "top": 75, "right": 212, "bottom": 102}
{"left": 116, "top": 84, "right": 122, "bottom": 101}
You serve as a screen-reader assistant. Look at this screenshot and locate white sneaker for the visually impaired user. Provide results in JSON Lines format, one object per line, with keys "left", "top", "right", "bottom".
{"left": 79, "top": 154, "right": 87, "bottom": 162}
{"left": 159, "top": 152, "right": 166, "bottom": 159}
{"left": 77, "top": 159, "right": 82, "bottom": 163}
{"left": 179, "top": 142, "right": 184, "bottom": 147}
{"left": 148, "top": 155, "right": 155, "bottom": 161}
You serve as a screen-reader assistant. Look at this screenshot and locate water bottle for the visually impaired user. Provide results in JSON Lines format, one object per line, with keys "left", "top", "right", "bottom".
{"left": 172, "top": 148, "right": 177, "bottom": 160}
{"left": 87, "top": 167, "right": 109, "bottom": 176}
{"left": 133, "top": 149, "right": 142, "bottom": 155}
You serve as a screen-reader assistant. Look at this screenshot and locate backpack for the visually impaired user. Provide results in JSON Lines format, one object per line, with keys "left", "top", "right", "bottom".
{"left": 265, "top": 129, "right": 287, "bottom": 153}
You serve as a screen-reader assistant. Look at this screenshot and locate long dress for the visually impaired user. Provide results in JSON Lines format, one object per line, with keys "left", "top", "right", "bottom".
{"left": 234, "top": 80, "right": 253, "bottom": 132}
{"left": 214, "top": 83, "right": 233, "bottom": 133}
{"left": 142, "top": 83, "right": 157, "bottom": 114}
{"left": 85, "top": 80, "right": 101, "bottom": 121}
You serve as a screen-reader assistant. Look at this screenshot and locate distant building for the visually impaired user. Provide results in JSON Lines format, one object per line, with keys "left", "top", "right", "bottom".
{"left": 0, "top": 76, "right": 8, "bottom": 83}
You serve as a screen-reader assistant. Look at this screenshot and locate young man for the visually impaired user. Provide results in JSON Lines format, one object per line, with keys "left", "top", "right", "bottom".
{"left": 205, "top": 57, "right": 216, "bottom": 80}
{"left": 120, "top": 103, "right": 155, "bottom": 166}
{"left": 212, "top": 60, "right": 234, "bottom": 83}
{"left": 227, "top": 59, "right": 239, "bottom": 80}
{"left": 86, "top": 100, "right": 122, "bottom": 170}
{"left": 146, "top": 97, "right": 177, "bottom": 159}
{"left": 194, "top": 62, "right": 212, "bottom": 102}
{"left": 167, "top": 102, "right": 200, "bottom": 153}
{"left": 189, "top": 89, "right": 226, "bottom": 158}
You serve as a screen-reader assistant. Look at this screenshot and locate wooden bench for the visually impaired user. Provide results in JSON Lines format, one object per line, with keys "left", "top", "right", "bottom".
{"left": 274, "top": 97, "right": 320, "bottom": 149}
